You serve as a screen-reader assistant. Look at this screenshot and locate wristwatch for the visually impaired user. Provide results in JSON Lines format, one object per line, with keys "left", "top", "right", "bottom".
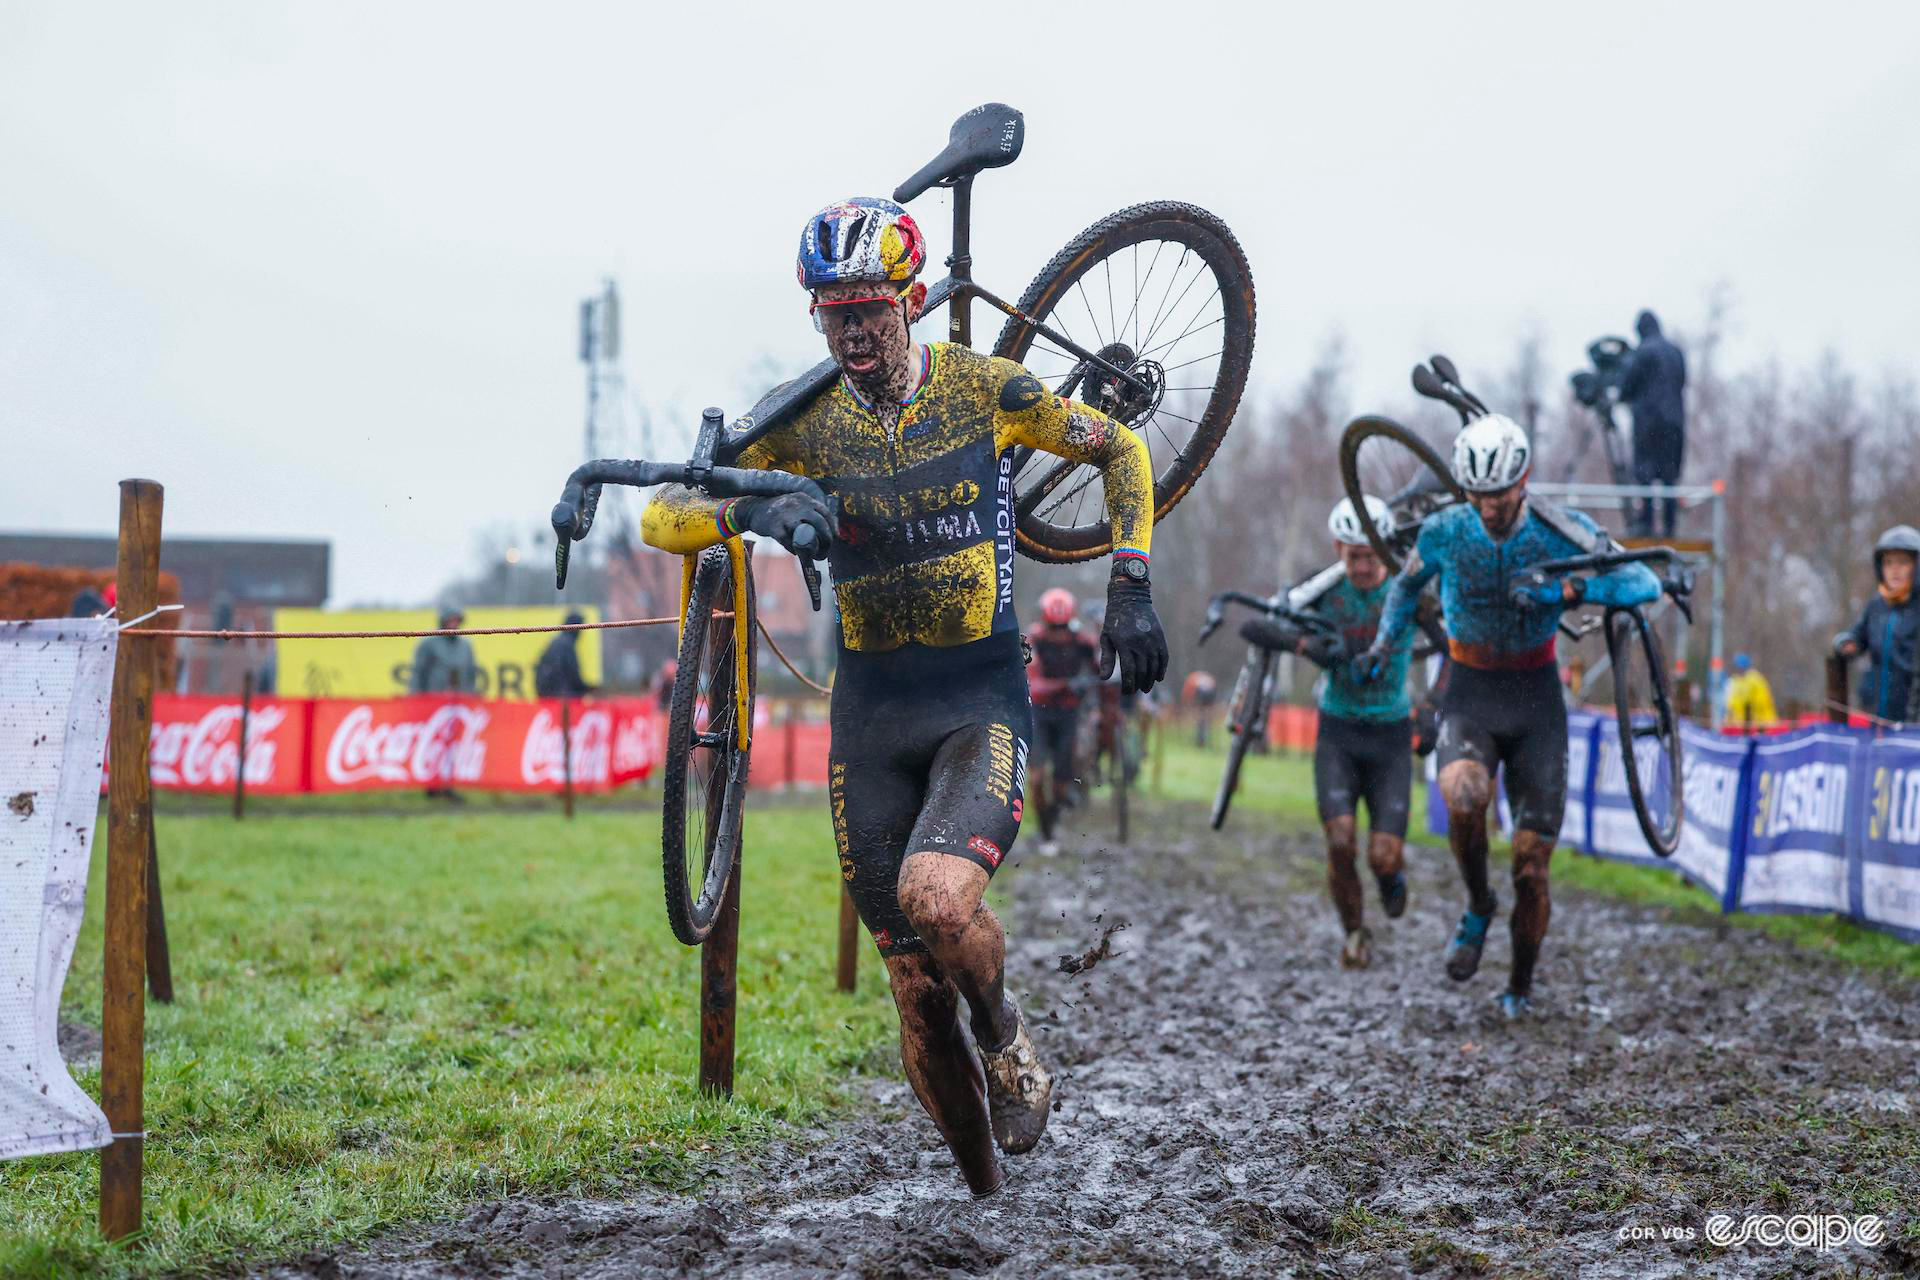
{"left": 1112, "top": 555, "right": 1149, "bottom": 585}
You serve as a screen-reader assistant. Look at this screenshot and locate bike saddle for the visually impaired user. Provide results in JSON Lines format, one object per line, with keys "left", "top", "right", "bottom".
{"left": 894, "top": 103, "right": 1024, "bottom": 203}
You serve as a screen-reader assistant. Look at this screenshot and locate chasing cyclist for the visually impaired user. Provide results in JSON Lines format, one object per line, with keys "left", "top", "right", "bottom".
{"left": 1026, "top": 587, "right": 1101, "bottom": 855}
{"left": 641, "top": 197, "right": 1168, "bottom": 1194}
{"left": 1240, "top": 496, "right": 1444, "bottom": 969}
{"left": 1833, "top": 525, "right": 1920, "bottom": 724}
{"left": 1358, "top": 413, "right": 1659, "bottom": 1017}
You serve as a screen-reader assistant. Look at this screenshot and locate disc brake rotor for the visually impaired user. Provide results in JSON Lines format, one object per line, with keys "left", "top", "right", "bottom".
{"left": 1079, "top": 342, "right": 1165, "bottom": 427}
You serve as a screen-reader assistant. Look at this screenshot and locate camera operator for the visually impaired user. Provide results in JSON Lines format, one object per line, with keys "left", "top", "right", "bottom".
{"left": 1618, "top": 310, "right": 1687, "bottom": 537}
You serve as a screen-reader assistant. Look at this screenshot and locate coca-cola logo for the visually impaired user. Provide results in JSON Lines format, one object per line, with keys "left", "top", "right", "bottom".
{"left": 150, "top": 704, "right": 288, "bottom": 787}
{"left": 324, "top": 703, "right": 490, "bottom": 785}
{"left": 520, "top": 707, "right": 613, "bottom": 786}
{"left": 614, "top": 711, "right": 660, "bottom": 778}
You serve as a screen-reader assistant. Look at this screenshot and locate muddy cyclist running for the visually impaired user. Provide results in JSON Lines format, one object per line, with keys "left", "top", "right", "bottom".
{"left": 1242, "top": 496, "right": 1446, "bottom": 969}
{"left": 1358, "top": 413, "right": 1658, "bottom": 1017}
{"left": 642, "top": 197, "right": 1168, "bottom": 1195}
{"left": 1026, "top": 586, "right": 1101, "bottom": 855}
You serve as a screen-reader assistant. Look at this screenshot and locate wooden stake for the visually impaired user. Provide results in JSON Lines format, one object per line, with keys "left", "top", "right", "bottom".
{"left": 1826, "top": 653, "right": 1849, "bottom": 725}
{"left": 232, "top": 670, "right": 252, "bottom": 820}
{"left": 102, "top": 478, "right": 162, "bottom": 1241}
{"left": 836, "top": 886, "right": 859, "bottom": 994}
{"left": 144, "top": 815, "right": 173, "bottom": 1004}
{"left": 560, "top": 698, "right": 575, "bottom": 820}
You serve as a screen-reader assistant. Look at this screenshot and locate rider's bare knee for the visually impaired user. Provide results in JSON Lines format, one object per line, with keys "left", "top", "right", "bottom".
{"left": 1324, "top": 816, "right": 1358, "bottom": 862}
{"left": 1510, "top": 831, "right": 1554, "bottom": 892}
{"left": 1440, "top": 762, "right": 1491, "bottom": 817}
{"left": 897, "top": 857, "right": 981, "bottom": 949}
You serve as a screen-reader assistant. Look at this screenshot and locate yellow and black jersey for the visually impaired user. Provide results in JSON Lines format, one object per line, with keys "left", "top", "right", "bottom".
{"left": 642, "top": 343, "right": 1153, "bottom": 652}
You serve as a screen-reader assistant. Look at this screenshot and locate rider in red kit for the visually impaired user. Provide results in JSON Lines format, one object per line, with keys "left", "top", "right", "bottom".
{"left": 1025, "top": 588, "right": 1100, "bottom": 855}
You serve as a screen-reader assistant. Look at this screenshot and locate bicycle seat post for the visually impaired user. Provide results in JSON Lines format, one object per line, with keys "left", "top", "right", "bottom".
{"left": 947, "top": 175, "right": 973, "bottom": 346}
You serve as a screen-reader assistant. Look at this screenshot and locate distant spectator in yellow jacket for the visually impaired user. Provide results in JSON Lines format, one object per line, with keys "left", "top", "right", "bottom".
{"left": 1724, "top": 653, "right": 1777, "bottom": 728}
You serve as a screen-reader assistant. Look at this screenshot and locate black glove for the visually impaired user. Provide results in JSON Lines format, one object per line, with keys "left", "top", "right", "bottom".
{"left": 1412, "top": 697, "right": 1441, "bottom": 757}
{"left": 1350, "top": 643, "right": 1391, "bottom": 684}
{"left": 1301, "top": 631, "right": 1349, "bottom": 671}
{"left": 1238, "top": 617, "right": 1303, "bottom": 653}
{"left": 730, "top": 492, "right": 832, "bottom": 558}
{"left": 1101, "top": 578, "right": 1168, "bottom": 694}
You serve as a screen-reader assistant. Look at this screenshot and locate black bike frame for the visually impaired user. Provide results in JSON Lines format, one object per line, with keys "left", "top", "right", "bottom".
{"left": 714, "top": 171, "right": 1151, "bottom": 467}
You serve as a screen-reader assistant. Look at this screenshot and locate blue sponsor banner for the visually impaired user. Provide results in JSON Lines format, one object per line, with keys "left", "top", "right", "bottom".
{"left": 1672, "top": 722, "right": 1749, "bottom": 909}
{"left": 1563, "top": 710, "right": 1601, "bottom": 852}
{"left": 1736, "top": 729, "right": 1860, "bottom": 917}
{"left": 1858, "top": 731, "right": 1920, "bottom": 942}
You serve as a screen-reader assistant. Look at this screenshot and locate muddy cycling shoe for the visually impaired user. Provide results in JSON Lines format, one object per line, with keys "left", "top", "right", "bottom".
{"left": 1376, "top": 872, "right": 1408, "bottom": 919}
{"left": 1444, "top": 902, "right": 1496, "bottom": 982}
{"left": 1497, "top": 991, "right": 1532, "bottom": 1020}
{"left": 978, "top": 1004, "right": 1052, "bottom": 1155}
{"left": 1340, "top": 927, "right": 1373, "bottom": 970}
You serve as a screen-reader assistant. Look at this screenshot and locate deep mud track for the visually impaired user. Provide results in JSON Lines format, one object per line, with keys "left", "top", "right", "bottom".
{"left": 261, "top": 805, "right": 1919, "bottom": 1279}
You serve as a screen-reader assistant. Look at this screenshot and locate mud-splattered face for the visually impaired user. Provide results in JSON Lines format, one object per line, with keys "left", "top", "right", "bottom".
{"left": 814, "top": 280, "right": 925, "bottom": 399}
{"left": 1882, "top": 550, "right": 1916, "bottom": 594}
{"left": 1335, "top": 540, "right": 1387, "bottom": 591}
{"left": 1469, "top": 484, "right": 1527, "bottom": 540}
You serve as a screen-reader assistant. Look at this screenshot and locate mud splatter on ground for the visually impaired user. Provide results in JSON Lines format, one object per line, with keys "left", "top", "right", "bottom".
{"left": 254, "top": 805, "right": 1919, "bottom": 1278}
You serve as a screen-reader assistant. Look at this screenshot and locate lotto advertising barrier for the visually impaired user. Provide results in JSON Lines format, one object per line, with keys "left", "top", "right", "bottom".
{"left": 123, "top": 695, "right": 830, "bottom": 795}
{"left": 1426, "top": 713, "right": 1920, "bottom": 941}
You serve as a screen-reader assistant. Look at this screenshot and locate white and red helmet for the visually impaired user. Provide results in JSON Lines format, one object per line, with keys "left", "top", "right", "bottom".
{"left": 1039, "top": 588, "right": 1077, "bottom": 626}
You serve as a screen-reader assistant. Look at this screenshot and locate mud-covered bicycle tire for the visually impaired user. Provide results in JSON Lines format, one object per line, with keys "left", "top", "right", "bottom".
{"left": 661, "top": 546, "right": 758, "bottom": 945}
{"left": 994, "top": 201, "right": 1257, "bottom": 563}
{"left": 1607, "top": 607, "right": 1684, "bottom": 857}
{"left": 1337, "top": 415, "right": 1466, "bottom": 574}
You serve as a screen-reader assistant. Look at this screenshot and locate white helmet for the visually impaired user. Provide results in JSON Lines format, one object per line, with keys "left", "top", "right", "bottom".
{"left": 1450, "top": 414, "right": 1532, "bottom": 493}
{"left": 1328, "top": 494, "right": 1392, "bottom": 545}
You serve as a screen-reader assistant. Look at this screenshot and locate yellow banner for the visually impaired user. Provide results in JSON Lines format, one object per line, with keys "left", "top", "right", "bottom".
{"left": 274, "top": 606, "right": 602, "bottom": 700}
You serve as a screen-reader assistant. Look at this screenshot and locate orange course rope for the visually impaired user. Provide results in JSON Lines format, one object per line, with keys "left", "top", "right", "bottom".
{"left": 118, "top": 615, "right": 687, "bottom": 640}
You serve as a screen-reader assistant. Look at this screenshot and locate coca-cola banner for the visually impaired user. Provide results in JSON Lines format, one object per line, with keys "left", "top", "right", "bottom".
{"left": 146, "top": 696, "right": 310, "bottom": 794}
{"left": 309, "top": 696, "right": 663, "bottom": 793}
{"left": 129, "top": 696, "right": 838, "bottom": 795}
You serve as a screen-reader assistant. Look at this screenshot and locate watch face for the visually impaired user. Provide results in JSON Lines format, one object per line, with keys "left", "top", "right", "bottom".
{"left": 1117, "top": 557, "right": 1147, "bottom": 581}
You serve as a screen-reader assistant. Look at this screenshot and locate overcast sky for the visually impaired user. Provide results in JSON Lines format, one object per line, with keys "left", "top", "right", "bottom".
{"left": 4, "top": 2, "right": 1916, "bottom": 605}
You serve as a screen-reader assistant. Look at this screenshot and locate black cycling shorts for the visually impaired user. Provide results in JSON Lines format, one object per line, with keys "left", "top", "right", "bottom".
{"left": 829, "top": 630, "right": 1031, "bottom": 957}
{"left": 1032, "top": 703, "right": 1081, "bottom": 785}
{"left": 1313, "top": 713, "right": 1412, "bottom": 837}
{"left": 1435, "top": 661, "right": 1567, "bottom": 837}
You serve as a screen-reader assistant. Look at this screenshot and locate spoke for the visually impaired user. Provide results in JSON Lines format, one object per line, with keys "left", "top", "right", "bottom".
{"left": 1142, "top": 249, "right": 1192, "bottom": 354}
{"left": 1103, "top": 256, "right": 1117, "bottom": 348}
{"left": 1141, "top": 257, "right": 1208, "bottom": 352}
{"left": 1122, "top": 240, "right": 1166, "bottom": 348}
{"left": 1161, "top": 348, "right": 1225, "bottom": 376}
{"left": 1074, "top": 279, "right": 1104, "bottom": 348}
{"left": 1139, "top": 295, "right": 1225, "bottom": 362}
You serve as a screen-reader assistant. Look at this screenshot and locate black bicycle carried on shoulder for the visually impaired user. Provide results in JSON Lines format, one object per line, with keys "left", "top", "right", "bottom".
{"left": 1335, "top": 356, "right": 1694, "bottom": 856}
{"left": 1196, "top": 581, "right": 1344, "bottom": 829}
{"left": 549, "top": 105, "right": 1257, "bottom": 944}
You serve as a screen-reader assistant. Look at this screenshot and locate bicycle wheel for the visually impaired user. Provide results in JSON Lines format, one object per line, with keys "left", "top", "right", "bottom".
{"left": 1210, "top": 649, "right": 1272, "bottom": 830}
{"left": 661, "top": 546, "right": 758, "bottom": 946}
{"left": 1606, "top": 607, "right": 1683, "bottom": 857}
{"left": 993, "top": 201, "right": 1257, "bottom": 563}
{"left": 1337, "top": 415, "right": 1467, "bottom": 573}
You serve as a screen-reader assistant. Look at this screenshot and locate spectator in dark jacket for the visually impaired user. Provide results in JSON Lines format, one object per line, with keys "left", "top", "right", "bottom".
{"left": 1834, "top": 526, "right": 1920, "bottom": 723}
{"left": 1618, "top": 309, "right": 1687, "bottom": 537}
{"left": 411, "top": 607, "right": 478, "bottom": 693}
{"left": 535, "top": 611, "right": 594, "bottom": 698}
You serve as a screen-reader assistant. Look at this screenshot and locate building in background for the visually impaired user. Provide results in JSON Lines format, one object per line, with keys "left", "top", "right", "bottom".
{"left": 0, "top": 532, "right": 329, "bottom": 694}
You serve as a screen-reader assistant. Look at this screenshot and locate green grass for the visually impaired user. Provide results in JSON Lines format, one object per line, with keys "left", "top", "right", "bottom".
{"left": 0, "top": 796, "right": 895, "bottom": 1278}
{"left": 1152, "top": 730, "right": 1920, "bottom": 980}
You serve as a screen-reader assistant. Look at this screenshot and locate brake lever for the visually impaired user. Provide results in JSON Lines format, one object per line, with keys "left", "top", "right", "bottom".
{"left": 1198, "top": 611, "right": 1223, "bottom": 645}
{"left": 792, "top": 525, "right": 824, "bottom": 611}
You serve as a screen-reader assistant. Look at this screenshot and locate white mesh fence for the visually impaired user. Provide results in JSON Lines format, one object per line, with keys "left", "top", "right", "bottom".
{"left": 1, "top": 617, "right": 115, "bottom": 1161}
